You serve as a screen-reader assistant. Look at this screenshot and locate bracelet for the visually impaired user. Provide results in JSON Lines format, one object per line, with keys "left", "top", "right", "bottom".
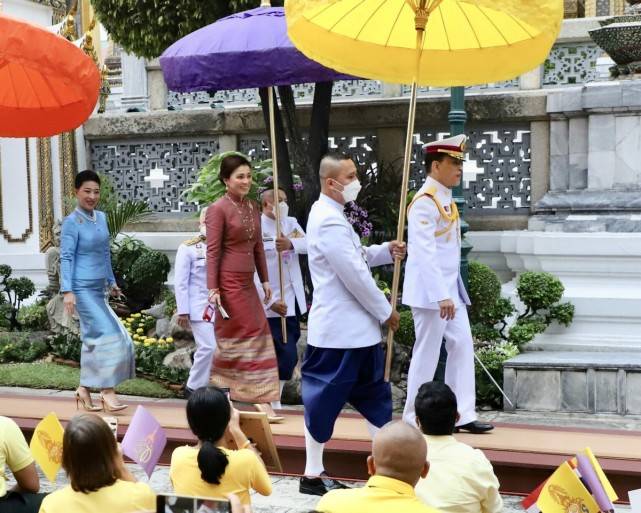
{"left": 240, "top": 439, "right": 251, "bottom": 449}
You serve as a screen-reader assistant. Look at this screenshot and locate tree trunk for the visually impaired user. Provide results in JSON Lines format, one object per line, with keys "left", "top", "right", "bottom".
{"left": 258, "top": 87, "right": 295, "bottom": 212}
{"left": 307, "top": 81, "right": 333, "bottom": 206}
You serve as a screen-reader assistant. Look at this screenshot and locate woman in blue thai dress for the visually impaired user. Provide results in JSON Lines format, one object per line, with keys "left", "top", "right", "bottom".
{"left": 61, "top": 170, "right": 134, "bottom": 412}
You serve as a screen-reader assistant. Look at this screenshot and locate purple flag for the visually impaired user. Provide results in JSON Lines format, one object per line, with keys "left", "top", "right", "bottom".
{"left": 121, "top": 406, "right": 167, "bottom": 478}
{"left": 576, "top": 454, "right": 614, "bottom": 513}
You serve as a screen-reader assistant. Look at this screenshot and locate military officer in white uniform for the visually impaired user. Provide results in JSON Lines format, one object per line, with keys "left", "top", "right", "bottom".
{"left": 259, "top": 188, "right": 307, "bottom": 407}
{"left": 402, "top": 134, "right": 493, "bottom": 434}
{"left": 299, "top": 153, "right": 406, "bottom": 496}
{"left": 175, "top": 207, "right": 216, "bottom": 396}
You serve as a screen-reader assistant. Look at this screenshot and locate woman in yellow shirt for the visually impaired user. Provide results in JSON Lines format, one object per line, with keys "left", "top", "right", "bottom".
{"left": 39, "top": 414, "right": 155, "bottom": 513}
{"left": 170, "top": 386, "right": 272, "bottom": 506}
{"left": 0, "top": 416, "right": 44, "bottom": 513}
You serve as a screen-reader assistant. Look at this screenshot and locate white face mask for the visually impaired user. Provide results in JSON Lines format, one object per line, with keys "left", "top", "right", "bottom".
{"left": 199, "top": 225, "right": 206, "bottom": 237}
{"left": 277, "top": 201, "right": 289, "bottom": 219}
{"left": 337, "top": 179, "right": 362, "bottom": 204}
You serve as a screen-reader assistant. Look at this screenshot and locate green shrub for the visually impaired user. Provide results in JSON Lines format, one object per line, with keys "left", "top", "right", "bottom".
{"left": 17, "top": 303, "right": 49, "bottom": 331}
{"left": 0, "top": 265, "right": 36, "bottom": 330}
{"left": 162, "top": 288, "right": 177, "bottom": 318}
{"left": 133, "top": 339, "right": 189, "bottom": 385}
{"left": 49, "top": 333, "right": 81, "bottom": 362}
{"left": 516, "top": 272, "right": 564, "bottom": 312}
{"left": 468, "top": 260, "right": 502, "bottom": 325}
{"left": 475, "top": 341, "right": 519, "bottom": 408}
{"left": 90, "top": 1, "right": 263, "bottom": 59}
{"left": 112, "top": 237, "right": 171, "bottom": 311}
{"left": 396, "top": 310, "right": 416, "bottom": 348}
{"left": 508, "top": 317, "right": 548, "bottom": 349}
{"left": 0, "top": 333, "right": 48, "bottom": 363}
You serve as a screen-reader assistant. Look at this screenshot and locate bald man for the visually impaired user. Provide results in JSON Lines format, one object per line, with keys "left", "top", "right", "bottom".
{"left": 317, "top": 421, "right": 439, "bottom": 513}
{"left": 300, "top": 153, "right": 406, "bottom": 496}
{"left": 175, "top": 207, "right": 216, "bottom": 397}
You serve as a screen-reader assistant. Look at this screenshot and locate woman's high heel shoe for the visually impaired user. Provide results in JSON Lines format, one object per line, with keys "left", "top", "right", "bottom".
{"left": 100, "top": 393, "right": 128, "bottom": 413}
{"left": 253, "top": 403, "right": 284, "bottom": 424}
{"left": 75, "top": 391, "right": 102, "bottom": 412}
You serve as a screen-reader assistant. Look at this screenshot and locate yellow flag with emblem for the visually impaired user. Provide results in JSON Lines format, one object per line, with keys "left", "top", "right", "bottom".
{"left": 536, "top": 462, "right": 600, "bottom": 513}
{"left": 29, "top": 412, "right": 64, "bottom": 482}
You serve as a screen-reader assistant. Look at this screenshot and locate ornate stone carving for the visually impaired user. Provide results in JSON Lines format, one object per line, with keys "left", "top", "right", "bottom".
{"left": 412, "top": 126, "right": 532, "bottom": 213}
{"left": 89, "top": 139, "right": 220, "bottom": 213}
{"left": 543, "top": 43, "right": 602, "bottom": 85}
{"left": 168, "top": 80, "right": 386, "bottom": 110}
{"left": 37, "top": 138, "right": 55, "bottom": 252}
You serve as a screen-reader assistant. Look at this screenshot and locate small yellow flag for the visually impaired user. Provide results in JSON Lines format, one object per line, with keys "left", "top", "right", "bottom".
{"left": 537, "top": 462, "right": 600, "bottom": 513}
{"left": 29, "top": 412, "right": 64, "bottom": 482}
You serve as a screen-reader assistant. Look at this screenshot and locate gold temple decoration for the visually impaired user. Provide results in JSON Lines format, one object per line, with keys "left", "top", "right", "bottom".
{"left": 37, "top": 139, "right": 55, "bottom": 251}
{"left": 0, "top": 140, "right": 35, "bottom": 243}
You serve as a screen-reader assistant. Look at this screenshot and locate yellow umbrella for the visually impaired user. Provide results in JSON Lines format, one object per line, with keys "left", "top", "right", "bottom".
{"left": 285, "top": 0, "right": 562, "bottom": 380}
{"left": 286, "top": 0, "right": 560, "bottom": 85}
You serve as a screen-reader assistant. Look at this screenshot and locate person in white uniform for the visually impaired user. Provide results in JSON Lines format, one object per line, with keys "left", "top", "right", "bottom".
{"left": 175, "top": 207, "right": 216, "bottom": 397}
{"left": 402, "top": 135, "right": 493, "bottom": 434}
{"left": 299, "top": 153, "right": 406, "bottom": 496}
{"left": 259, "top": 188, "right": 307, "bottom": 407}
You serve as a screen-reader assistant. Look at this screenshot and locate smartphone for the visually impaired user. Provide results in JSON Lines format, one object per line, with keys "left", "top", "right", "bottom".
{"left": 202, "top": 304, "right": 215, "bottom": 322}
{"left": 156, "top": 494, "right": 231, "bottom": 513}
{"left": 102, "top": 416, "right": 118, "bottom": 439}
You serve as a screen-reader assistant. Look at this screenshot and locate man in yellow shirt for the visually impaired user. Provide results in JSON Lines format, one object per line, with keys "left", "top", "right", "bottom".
{"left": 414, "top": 382, "right": 503, "bottom": 513}
{"left": 316, "top": 421, "right": 439, "bottom": 513}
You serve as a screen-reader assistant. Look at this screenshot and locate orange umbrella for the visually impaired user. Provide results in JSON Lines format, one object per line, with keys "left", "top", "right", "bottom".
{"left": 0, "top": 13, "right": 100, "bottom": 137}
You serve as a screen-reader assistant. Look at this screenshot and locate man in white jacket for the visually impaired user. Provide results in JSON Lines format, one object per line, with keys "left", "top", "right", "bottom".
{"left": 259, "top": 188, "right": 307, "bottom": 407}
{"left": 402, "top": 135, "right": 492, "bottom": 434}
{"left": 300, "top": 153, "right": 405, "bottom": 496}
{"left": 174, "top": 207, "right": 216, "bottom": 397}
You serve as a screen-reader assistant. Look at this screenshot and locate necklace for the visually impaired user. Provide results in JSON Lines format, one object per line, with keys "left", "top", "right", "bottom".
{"left": 225, "top": 193, "right": 255, "bottom": 242}
{"left": 75, "top": 207, "right": 97, "bottom": 224}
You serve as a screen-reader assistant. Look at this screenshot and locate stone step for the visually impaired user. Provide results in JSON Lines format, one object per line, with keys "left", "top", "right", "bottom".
{"left": 503, "top": 351, "right": 641, "bottom": 415}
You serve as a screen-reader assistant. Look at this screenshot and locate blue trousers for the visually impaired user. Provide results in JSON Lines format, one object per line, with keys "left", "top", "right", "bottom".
{"left": 268, "top": 315, "right": 301, "bottom": 380}
{"left": 302, "top": 343, "right": 392, "bottom": 444}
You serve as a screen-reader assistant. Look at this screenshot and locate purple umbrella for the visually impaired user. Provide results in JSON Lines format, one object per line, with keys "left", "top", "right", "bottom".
{"left": 159, "top": 5, "right": 351, "bottom": 92}
{"left": 160, "top": 2, "right": 351, "bottom": 342}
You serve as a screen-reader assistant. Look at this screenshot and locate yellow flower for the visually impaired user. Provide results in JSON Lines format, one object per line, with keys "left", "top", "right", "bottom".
{"left": 143, "top": 341, "right": 151, "bottom": 346}
{"left": 136, "top": 328, "right": 144, "bottom": 334}
{"left": 133, "top": 313, "right": 141, "bottom": 318}
{"left": 166, "top": 337, "right": 174, "bottom": 343}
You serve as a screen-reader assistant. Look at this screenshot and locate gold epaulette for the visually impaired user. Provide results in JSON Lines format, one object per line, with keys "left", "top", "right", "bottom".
{"left": 183, "top": 235, "right": 205, "bottom": 246}
{"left": 407, "top": 187, "right": 460, "bottom": 239}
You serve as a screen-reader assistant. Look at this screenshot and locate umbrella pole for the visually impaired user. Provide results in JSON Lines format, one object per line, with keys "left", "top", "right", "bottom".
{"left": 384, "top": 7, "right": 429, "bottom": 382}
{"left": 384, "top": 80, "right": 418, "bottom": 382}
{"left": 267, "top": 86, "right": 288, "bottom": 343}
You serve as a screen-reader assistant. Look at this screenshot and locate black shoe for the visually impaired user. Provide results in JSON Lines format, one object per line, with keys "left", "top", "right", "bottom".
{"left": 299, "top": 472, "right": 350, "bottom": 496}
{"left": 455, "top": 421, "right": 494, "bottom": 434}
{"left": 183, "top": 386, "right": 194, "bottom": 399}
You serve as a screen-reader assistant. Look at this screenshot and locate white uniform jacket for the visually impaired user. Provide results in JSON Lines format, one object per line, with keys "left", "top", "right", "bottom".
{"left": 402, "top": 176, "right": 471, "bottom": 310}
{"left": 306, "top": 194, "right": 393, "bottom": 349}
{"left": 174, "top": 237, "right": 212, "bottom": 322}
{"left": 261, "top": 214, "right": 308, "bottom": 318}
